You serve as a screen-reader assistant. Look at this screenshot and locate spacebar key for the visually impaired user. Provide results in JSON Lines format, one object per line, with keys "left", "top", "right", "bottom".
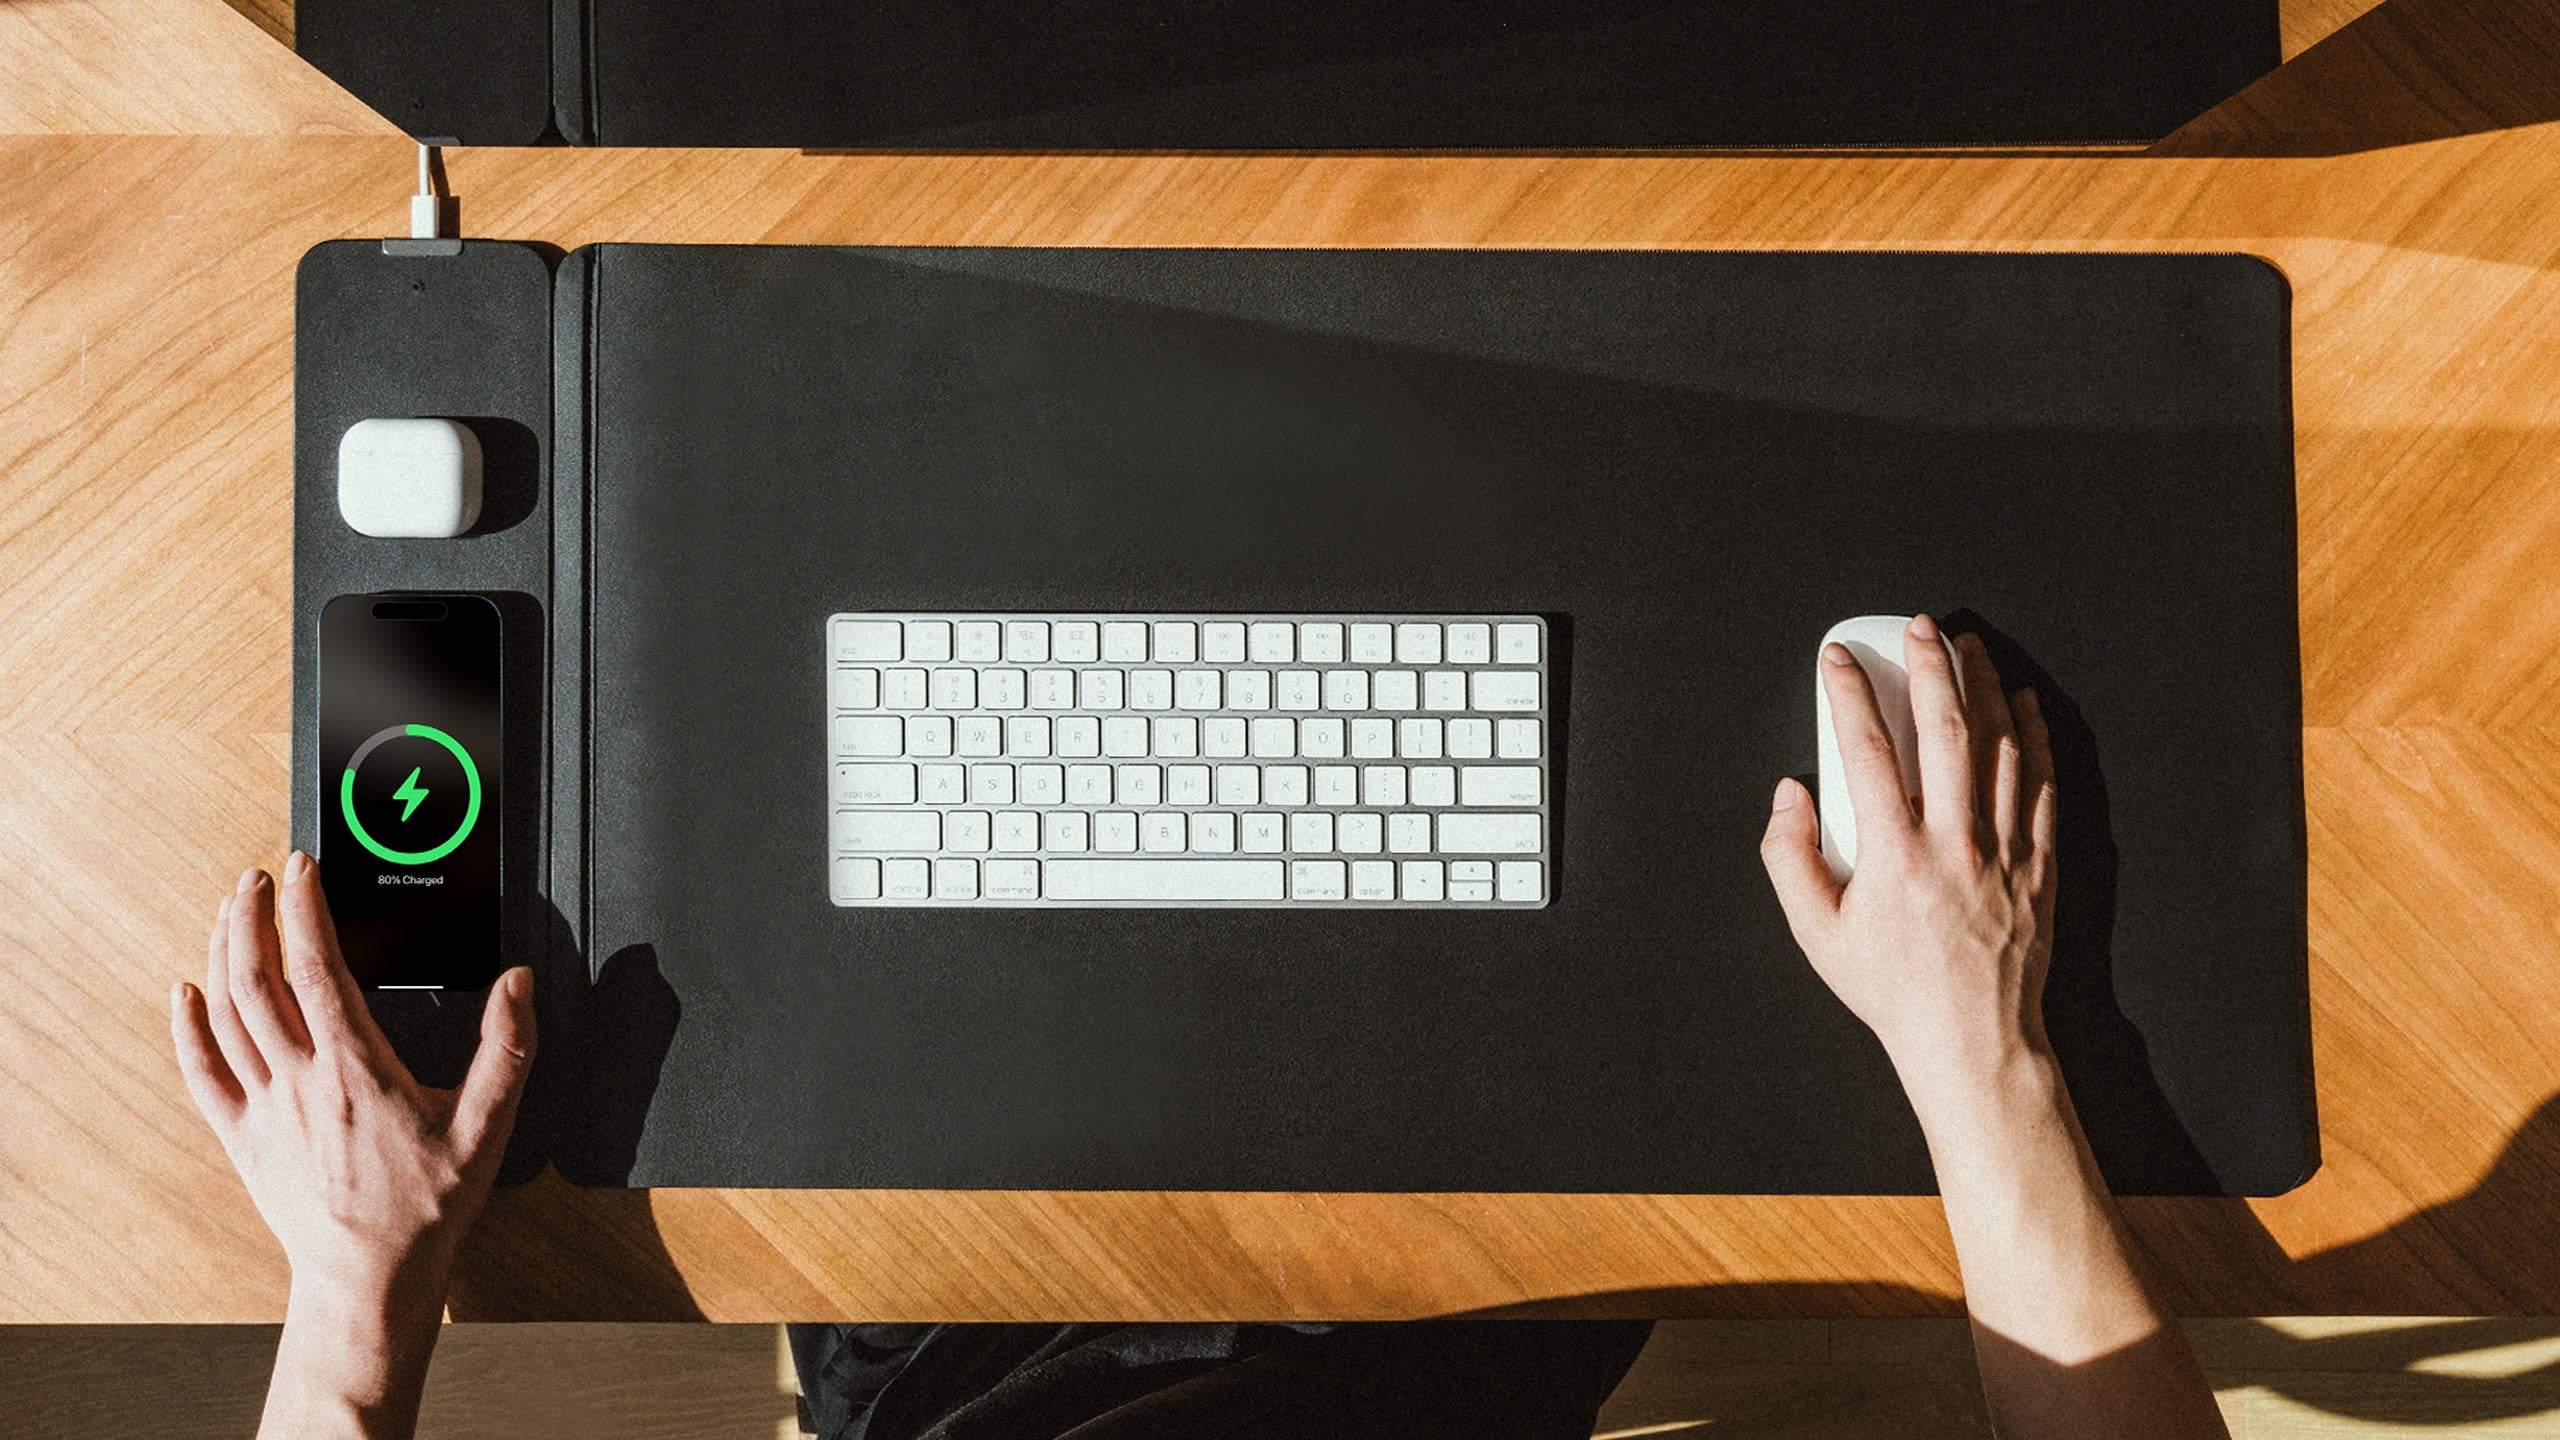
{"left": 1045, "top": 859, "right": 1287, "bottom": 902}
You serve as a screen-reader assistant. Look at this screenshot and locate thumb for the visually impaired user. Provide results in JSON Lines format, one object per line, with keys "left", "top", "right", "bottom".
{"left": 1759, "top": 778, "right": 1841, "bottom": 954}
{"left": 452, "top": 967, "right": 536, "bottom": 1161}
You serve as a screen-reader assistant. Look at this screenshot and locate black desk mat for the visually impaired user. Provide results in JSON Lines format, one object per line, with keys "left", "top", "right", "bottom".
{"left": 557, "top": 245, "right": 2310, "bottom": 1195}
{"left": 298, "top": 0, "right": 2278, "bottom": 148}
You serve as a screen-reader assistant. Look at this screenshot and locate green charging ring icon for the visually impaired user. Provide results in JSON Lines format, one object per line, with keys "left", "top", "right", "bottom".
{"left": 341, "top": 723, "right": 481, "bottom": 865}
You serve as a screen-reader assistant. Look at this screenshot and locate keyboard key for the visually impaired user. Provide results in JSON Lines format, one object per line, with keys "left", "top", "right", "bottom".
{"left": 1005, "top": 621, "right": 1049, "bottom": 662}
{"left": 1142, "top": 812, "right": 1187, "bottom": 852}
{"left": 1350, "top": 860, "right": 1396, "bottom": 900}
{"left": 1439, "top": 813, "right": 1540, "bottom": 854}
{"left": 1057, "top": 716, "right": 1101, "bottom": 756}
{"left": 1251, "top": 717, "right": 1297, "bottom": 758}
{"left": 918, "top": 763, "right": 966, "bottom": 804}
{"left": 1451, "top": 860, "right": 1493, "bottom": 883}
{"left": 1300, "top": 623, "right": 1345, "bottom": 663}
{"left": 994, "top": 812, "right": 1039, "bottom": 851}
{"left": 1290, "top": 812, "right": 1334, "bottom": 853}
{"left": 947, "top": 811, "right": 990, "bottom": 852}
{"left": 1362, "top": 765, "right": 1407, "bottom": 806}
{"left": 1067, "top": 764, "right": 1114, "bottom": 804}
{"left": 1020, "top": 764, "right": 1064, "bottom": 805}
{"left": 833, "top": 717, "right": 904, "bottom": 757}
{"left": 1387, "top": 813, "right": 1431, "bottom": 853}
{"left": 1153, "top": 621, "right": 1199, "bottom": 663}
{"left": 1129, "top": 669, "right": 1173, "bottom": 710}
{"left": 1242, "top": 813, "right": 1286, "bottom": 853}
{"left": 1314, "top": 765, "right": 1359, "bottom": 806}
{"left": 837, "top": 812, "right": 940, "bottom": 852}
{"left": 1053, "top": 622, "right": 1100, "bottom": 663}
{"left": 882, "top": 668, "right": 928, "bottom": 708}
{"left": 1338, "top": 813, "right": 1383, "bottom": 853}
{"left": 930, "top": 667, "right": 977, "bottom": 709}
{"left": 1153, "top": 716, "right": 1199, "bottom": 757}
{"left": 1460, "top": 766, "right": 1541, "bottom": 807}
{"left": 1265, "top": 766, "right": 1310, "bottom": 806}
{"left": 1447, "top": 718, "right": 1493, "bottom": 758}
{"left": 1048, "top": 858, "right": 1285, "bottom": 901}
{"left": 830, "top": 667, "right": 879, "bottom": 710}
{"left": 1449, "top": 859, "right": 1495, "bottom": 903}
{"left": 1497, "top": 860, "right": 1544, "bottom": 903}
{"left": 1497, "top": 623, "right": 1539, "bottom": 663}
{"left": 936, "top": 857, "right": 980, "bottom": 900}
{"left": 1291, "top": 860, "right": 1348, "bottom": 900}
{"left": 1095, "top": 811, "right": 1138, "bottom": 852}
{"left": 969, "top": 764, "right": 1015, "bottom": 804}
{"left": 1395, "top": 622, "right": 1442, "bottom": 664}
{"left": 1029, "top": 669, "right": 1077, "bottom": 708}
{"left": 832, "top": 857, "right": 882, "bottom": 901}
{"left": 1202, "top": 718, "right": 1249, "bottom": 757}
{"left": 1495, "top": 718, "right": 1541, "bottom": 759}
{"left": 955, "top": 621, "right": 1002, "bottom": 662}
{"left": 1422, "top": 671, "right": 1467, "bottom": 711}
{"left": 1451, "top": 878, "right": 1495, "bottom": 902}
{"left": 1410, "top": 766, "right": 1456, "bottom": 807}
{"left": 1399, "top": 718, "right": 1443, "bottom": 759}
{"left": 985, "top": 859, "right": 1041, "bottom": 899}
{"left": 1350, "top": 719, "right": 1395, "bottom": 758}
{"left": 832, "top": 619, "right": 902, "bottom": 662}
{"left": 1446, "top": 623, "right": 1491, "bottom": 665}
{"left": 1249, "top": 621, "right": 1295, "bottom": 663}
{"left": 905, "top": 620, "right": 952, "bottom": 663}
{"left": 981, "top": 669, "right": 1025, "bottom": 709}
{"left": 1044, "top": 811, "right": 1090, "bottom": 851}
{"left": 956, "top": 717, "right": 1002, "bottom": 757}
{"left": 1276, "top": 670, "right": 1321, "bottom": 710}
{"left": 1373, "top": 670, "right": 1418, "bottom": 710}
{"left": 1079, "top": 669, "right": 1125, "bottom": 710}
{"left": 1166, "top": 764, "right": 1211, "bottom": 806}
{"left": 1323, "top": 669, "right": 1370, "bottom": 710}
{"left": 907, "top": 716, "right": 953, "bottom": 756}
{"left": 1349, "top": 623, "right": 1395, "bottom": 662}
{"left": 1227, "top": 670, "right": 1272, "bottom": 710}
{"left": 1470, "top": 671, "right": 1540, "bottom": 712}
{"left": 834, "top": 763, "right": 916, "bottom": 805}
{"left": 1101, "top": 621, "right": 1149, "bottom": 662}
{"left": 1215, "top": 765, "right": 1260, "bottom": 805}
{"left": 1176, "top": 670, "right": 1222, "bottom": 710}
{"left": 883, "top": 858, "right": 931, "bottom": 899}
{"left": 1300, "top": 718, "right": 1346, "bottom": 758}
{"left": 1401, "top": 860, "right": 1445, "bottom": 901}
{"left": 1102, "top": 716, "right": 1150, "bottom": 757}
{"left": 1202, "top": 622, "right": 1247, "bottom": 662}
{"left": 1006, "top": 716, "right": 1051, "bottom": 757}
{"left": 1116, "top": 763, "right": 1163, "bottom": 805}
{"left": 1190, "top": 812, "right": 1236, "bottom": 852}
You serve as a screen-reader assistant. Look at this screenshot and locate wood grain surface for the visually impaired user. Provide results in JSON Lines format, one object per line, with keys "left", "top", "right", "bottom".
{"left": 2, "top": 0, "right": 2556, "bottom": 1323}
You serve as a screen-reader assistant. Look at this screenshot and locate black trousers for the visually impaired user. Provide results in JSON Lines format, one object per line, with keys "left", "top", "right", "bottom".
{"left": 789, "top": 1319, "right": 1653, "bottom": 1440}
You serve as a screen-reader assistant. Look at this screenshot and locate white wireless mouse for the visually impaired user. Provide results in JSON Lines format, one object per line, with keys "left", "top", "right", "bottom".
{"left": 1816, "top": 615, "right": 1964, "bottom": 882}
{"left": 338, "top": 418, "right": 482, "bottom": 538}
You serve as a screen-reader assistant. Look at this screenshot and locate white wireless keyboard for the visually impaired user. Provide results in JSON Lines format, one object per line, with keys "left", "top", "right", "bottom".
{"left": 825, "top": 614, "right": 1553, "bottom": 907}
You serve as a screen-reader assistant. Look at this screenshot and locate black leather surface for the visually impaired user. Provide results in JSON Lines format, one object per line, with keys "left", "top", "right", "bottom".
{"left": 295, "top": 0, "right": 2275, "bottom": 147}
{"left": 570, "top": 245, "right": 2311, "bottom": 1195}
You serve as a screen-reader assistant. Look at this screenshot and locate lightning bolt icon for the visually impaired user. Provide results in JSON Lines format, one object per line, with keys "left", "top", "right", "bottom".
{"left": 392, "top": 766, "right": 430, "bottom": 823}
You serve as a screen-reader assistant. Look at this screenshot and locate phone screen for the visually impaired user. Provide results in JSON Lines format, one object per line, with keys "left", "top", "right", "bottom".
{"left": 319, "top": 594, "right": 503, "bottom": 990}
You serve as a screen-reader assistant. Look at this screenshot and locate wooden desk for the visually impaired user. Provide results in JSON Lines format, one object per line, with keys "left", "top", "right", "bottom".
{"left": 2, "top": 0, "right": 2555, "bottom": 1323}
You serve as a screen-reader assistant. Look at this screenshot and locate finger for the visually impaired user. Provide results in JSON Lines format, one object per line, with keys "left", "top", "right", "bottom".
{"left": 1955, "top": 635, "right": 2017, "bottom": 857}
{"left": 276, "top": 851, "right": 383, "bottom": 1063}
{"left": 203, "top": 895, "right": 268, "bottom": 1088}
{"left": 1759, "top": 778, "right": 1841, "bottom": 953}
{"left": 1901, "top": 615, "right": 1974, "bottom": 842}
{"left": 1821, "top": 643, "right": 1918, "bottom": 851}
{"left": 451, "top": 967, "right": 537, "bottom": 1162}
{"left": 226, "top": 868, "right": 313, "bottom": 1064}
{"left": 170, "top": 982, "right": 246, "bottom": 1130}
{"left": 2016, "top": 689, "right": 2059, "bottom": 893}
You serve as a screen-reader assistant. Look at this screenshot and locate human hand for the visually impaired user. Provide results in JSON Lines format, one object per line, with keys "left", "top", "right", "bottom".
{"left": 1759, "top": 615, "right": 2057, "bottom": 1115}
{"left": 169, "top": 854, "right": 533, "bottom": 1315}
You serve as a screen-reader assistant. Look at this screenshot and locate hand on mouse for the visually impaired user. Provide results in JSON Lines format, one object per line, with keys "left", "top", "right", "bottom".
{"left": 1759, "top": 614, "right": 2057, "bottom": 1114}
{"left": 170, "top": 854, "right": 532, "bottom": 1438}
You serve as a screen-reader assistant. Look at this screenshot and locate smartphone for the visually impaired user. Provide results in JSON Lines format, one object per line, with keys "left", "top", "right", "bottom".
{"left": 318, "top": 594, "right": 503, "bottom": 990}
